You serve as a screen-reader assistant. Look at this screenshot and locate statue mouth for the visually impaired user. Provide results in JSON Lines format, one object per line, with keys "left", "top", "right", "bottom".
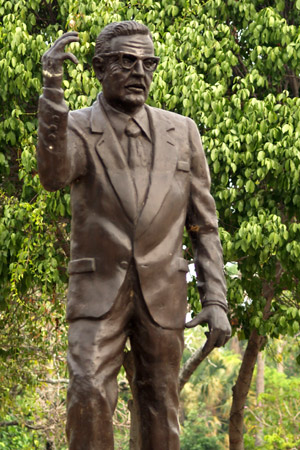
{"left": 126, "top": 84, "right": 145, "bottom": 93}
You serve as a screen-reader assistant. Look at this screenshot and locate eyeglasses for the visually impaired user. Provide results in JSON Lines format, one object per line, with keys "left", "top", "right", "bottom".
{"left": 98, "top": 51, "right": 160, "bottom": 72}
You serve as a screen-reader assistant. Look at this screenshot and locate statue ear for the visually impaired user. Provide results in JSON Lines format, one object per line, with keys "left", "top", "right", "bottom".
{"left": 92, "top": 56, "right": 105, "bottom": 81}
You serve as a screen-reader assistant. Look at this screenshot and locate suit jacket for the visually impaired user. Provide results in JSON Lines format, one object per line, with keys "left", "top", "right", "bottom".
{"left": 37, "top": 90, "right": 227, "bottom": 329}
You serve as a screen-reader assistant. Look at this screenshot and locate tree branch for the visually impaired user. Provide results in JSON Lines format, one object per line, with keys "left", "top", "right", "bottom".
{"left": 41, "top": 378, "right": 68, "bottom": 384}
{"left": 0, "top": 420, "right": 45, "bottom": 430}
{"left": 179, "top": 345, "right": 213, "bottom": 392}
{"left": 284, "top": 65, "right": 300, "bottom": 98}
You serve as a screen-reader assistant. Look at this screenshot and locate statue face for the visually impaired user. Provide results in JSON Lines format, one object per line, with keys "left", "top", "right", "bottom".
{"left": 99, "top": 34, "right": 155, "bottom": 115}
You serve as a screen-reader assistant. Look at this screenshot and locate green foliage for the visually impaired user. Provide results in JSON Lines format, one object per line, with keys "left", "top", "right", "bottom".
{"left": 1, "top": 0, "right": 300, "bottom": 446}
{"left": 1, "top": 0, "right": 300, "bottom": 362}
{"left": 0, "top": 384, "right": 66, "bottom": 449}
{"left": 244, "top": 366, "right": 300, "bottom": 449}
{"left": 0, "top": 422, "right": 43, "bottom": 450}
{"left": 266, "top": 335, "right": 300, "bottom": 377}
{"left": 181, "top": 329, "right": 242, "bottom": 449}
{"left": 180, "top": 409, "right": 223, "bottom": 450}
{"left": 181, "top": 335, "right": 300, "bottom": 450}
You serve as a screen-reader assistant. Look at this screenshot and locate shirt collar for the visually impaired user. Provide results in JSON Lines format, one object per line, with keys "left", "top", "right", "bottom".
{"left": 100, "top": 94, "right": 151, "bottom": 142}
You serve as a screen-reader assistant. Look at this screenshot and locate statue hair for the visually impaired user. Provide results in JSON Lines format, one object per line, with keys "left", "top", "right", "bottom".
{"left": 95, "top": 21, "right": 152, "bottom": 57}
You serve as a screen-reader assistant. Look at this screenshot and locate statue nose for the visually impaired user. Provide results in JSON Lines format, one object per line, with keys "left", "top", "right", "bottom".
{"left": 132, "top": 59, "right": 145, "bottom": 75}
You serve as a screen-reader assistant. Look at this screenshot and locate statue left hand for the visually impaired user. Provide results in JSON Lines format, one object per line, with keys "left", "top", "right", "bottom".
{"left": 42, "top": 31, "right": 79, "bottom": 89}
{"left": 185, "top": 305, "right": 231, "bottom": 355}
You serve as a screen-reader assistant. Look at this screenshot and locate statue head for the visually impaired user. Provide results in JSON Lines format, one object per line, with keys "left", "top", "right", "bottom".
{"left": 93, "top": 21, "right": 159, "bottom": 115}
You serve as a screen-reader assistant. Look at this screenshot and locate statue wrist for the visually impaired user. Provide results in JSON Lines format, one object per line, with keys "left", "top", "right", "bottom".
{"left": 201, "top": 300, "right": 228, "bottom": 314}
{"left": 42, "top": 87, "right": 65, "bottom": 103}
{"left": 43, "top": 70, "right": 63, "bottom": 89}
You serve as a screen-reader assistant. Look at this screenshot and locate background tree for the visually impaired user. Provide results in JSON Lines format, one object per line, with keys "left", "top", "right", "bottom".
{"left": 243, "top": 343, "right": 300, "bottom": 450}
{"left": 180, "top": 328, "right": 242, "bottom": 450}
{"left": 1, "top": 0, "right": 300, "bottom": 449}
{"left": 180, "top": 333, "right": 300, "bottom": 450}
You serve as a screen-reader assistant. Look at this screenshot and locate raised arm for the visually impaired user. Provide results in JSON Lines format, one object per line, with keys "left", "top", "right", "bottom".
{"left": 37, "top": 32, "right": 87, "bottom": 191}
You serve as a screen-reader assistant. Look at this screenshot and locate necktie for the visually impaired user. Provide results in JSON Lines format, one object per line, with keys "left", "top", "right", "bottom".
{"left": 125, "top": 118, "right": 147, "bottom": 168}
{"left": 125, "top": 118, "right": 149, "bottom": 211}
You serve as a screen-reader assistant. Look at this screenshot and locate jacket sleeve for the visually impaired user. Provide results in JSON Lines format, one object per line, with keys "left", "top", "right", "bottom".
{"left": 37, "top": 87, "right": 87, "bottom": 191}
{"left": 186, "top": 117, "right": 228, "bottom": 312}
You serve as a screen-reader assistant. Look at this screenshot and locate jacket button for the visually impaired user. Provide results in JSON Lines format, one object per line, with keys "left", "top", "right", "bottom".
{"left": 120, "top": 261, "right": 128, "bottom": 269}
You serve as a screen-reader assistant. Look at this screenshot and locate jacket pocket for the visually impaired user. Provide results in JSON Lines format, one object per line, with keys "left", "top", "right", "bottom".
{"left": 68, "top": 258, "right": 96, "bottom": 275}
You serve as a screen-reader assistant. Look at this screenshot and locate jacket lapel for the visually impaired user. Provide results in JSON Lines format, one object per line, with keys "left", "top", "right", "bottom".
{"left": 92, "top": 96, "right": 137, "bottom": 222}
{"left": 136, "top": 105, "right": 178, "bottom": 239}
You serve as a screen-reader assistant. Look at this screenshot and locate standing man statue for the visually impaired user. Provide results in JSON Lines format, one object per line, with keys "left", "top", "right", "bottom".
{"left": 37, "top": 21, "right": 231, "bottom": 450}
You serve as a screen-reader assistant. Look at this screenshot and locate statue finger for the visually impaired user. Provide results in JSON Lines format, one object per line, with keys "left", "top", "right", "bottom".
{"left": 185, "top": 315, "right": 203, "bottom": 328}
{"left": 49, "top": 34, "right": 79, "bottom": 57}
{"left": 52, "top": 32, "right": 79, "bottom": 50}
{"left": 185, "top": 310, "right": 208, "bottom": 328}
{"left": 201, "top": 329, "right": 219, "bottom": 355}
{"left": 215, "top": 332, "right": 231, "bottom": 348}
{"left": 185, "top": 316, "right": 200, "bottom": 328}
{"left": 62, "top": 52, "right": 79, "bottom": 65}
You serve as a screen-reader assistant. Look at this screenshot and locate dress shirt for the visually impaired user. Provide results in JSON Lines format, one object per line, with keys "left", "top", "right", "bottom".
{"left": 100, "top": 95, "right": 153, "bottom": 212}
{"left": 100, "top": 94, "right": 152, "bottom": 157}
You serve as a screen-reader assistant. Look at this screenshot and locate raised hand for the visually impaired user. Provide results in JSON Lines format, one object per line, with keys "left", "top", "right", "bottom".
{"left": 42, "top": 31, "right": 79, "bottom": 88}
{"left": 185, "top": 304, "right": 232, "bottom": 356}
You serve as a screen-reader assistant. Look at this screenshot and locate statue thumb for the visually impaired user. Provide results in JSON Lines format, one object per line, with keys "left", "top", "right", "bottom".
{"left": 185, "top": 310, "right": 207, "bottom": 328}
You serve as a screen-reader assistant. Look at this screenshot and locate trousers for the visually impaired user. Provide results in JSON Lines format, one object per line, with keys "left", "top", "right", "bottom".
{"left": 66, "top": 264, "right": 184, "bottom": 450}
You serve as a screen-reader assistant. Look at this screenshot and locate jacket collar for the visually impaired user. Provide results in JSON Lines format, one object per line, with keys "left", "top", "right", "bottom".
{"left": 91, "top": 94, "right": 105, "bottom": 133}
{"left": 92, "top": 94, "right": 178, "bottom": 229}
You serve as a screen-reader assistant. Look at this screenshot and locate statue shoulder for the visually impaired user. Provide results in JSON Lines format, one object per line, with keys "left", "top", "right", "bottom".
{"left": 69, "top": 105, "right": 92, "bottom": 122}
{"left": 69, "top": 105, "right": 94, "bottom": 132}
{"left": 146, "top": 104, "right": 191, "bottom": 127}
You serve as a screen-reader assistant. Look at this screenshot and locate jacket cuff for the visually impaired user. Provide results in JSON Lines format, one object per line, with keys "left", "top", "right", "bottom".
{"left": 43, "top": 87, "right": 65, "bottom": 103}
{"left": 201, "top": 299, "right": 228, "bottom": 313}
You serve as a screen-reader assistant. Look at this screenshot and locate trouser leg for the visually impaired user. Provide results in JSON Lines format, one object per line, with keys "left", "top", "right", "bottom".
{"left": 129, "top": 285, "right": 184, "bottom": 450}
{"left": 65, "top": 263, "right": 185, "bottom": 450}
{"left": 66, "top": 278, "right": 133, "bottom": 450}
{"left": 66, "top": 318, "right": 127, "bottom": 450}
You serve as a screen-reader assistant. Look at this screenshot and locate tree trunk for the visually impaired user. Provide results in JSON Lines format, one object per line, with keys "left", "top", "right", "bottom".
{"left": 229, "top": 280, "right": 274, "bottom": 450}
{"left": 229, "top": 329, "right": 266, "bottom": 450}
{"left": 277, "top": 339, "right": 285, "bottom": 373}
{"left": 230, "top": 335, "right": 243, "bottom": 357}
{"left": 255, "top": 351, "right": 265, "bottom": 447}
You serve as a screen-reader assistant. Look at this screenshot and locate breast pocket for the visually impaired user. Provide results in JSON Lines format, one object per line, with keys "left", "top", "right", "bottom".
{"left": 177, "top": 161, "right": 190, "bottom": 172}
{"left": 174, "top": 160, "right": 190, "bottom": 195}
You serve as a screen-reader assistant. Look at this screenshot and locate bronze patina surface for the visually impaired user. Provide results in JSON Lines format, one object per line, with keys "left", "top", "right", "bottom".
{"left": 37, "top": 21, "right": 231, "bottom": 450}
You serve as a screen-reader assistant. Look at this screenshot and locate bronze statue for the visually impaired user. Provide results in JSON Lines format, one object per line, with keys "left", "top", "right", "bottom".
{"left": 37, "top": 21, "right": 231, "bottom": 450}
